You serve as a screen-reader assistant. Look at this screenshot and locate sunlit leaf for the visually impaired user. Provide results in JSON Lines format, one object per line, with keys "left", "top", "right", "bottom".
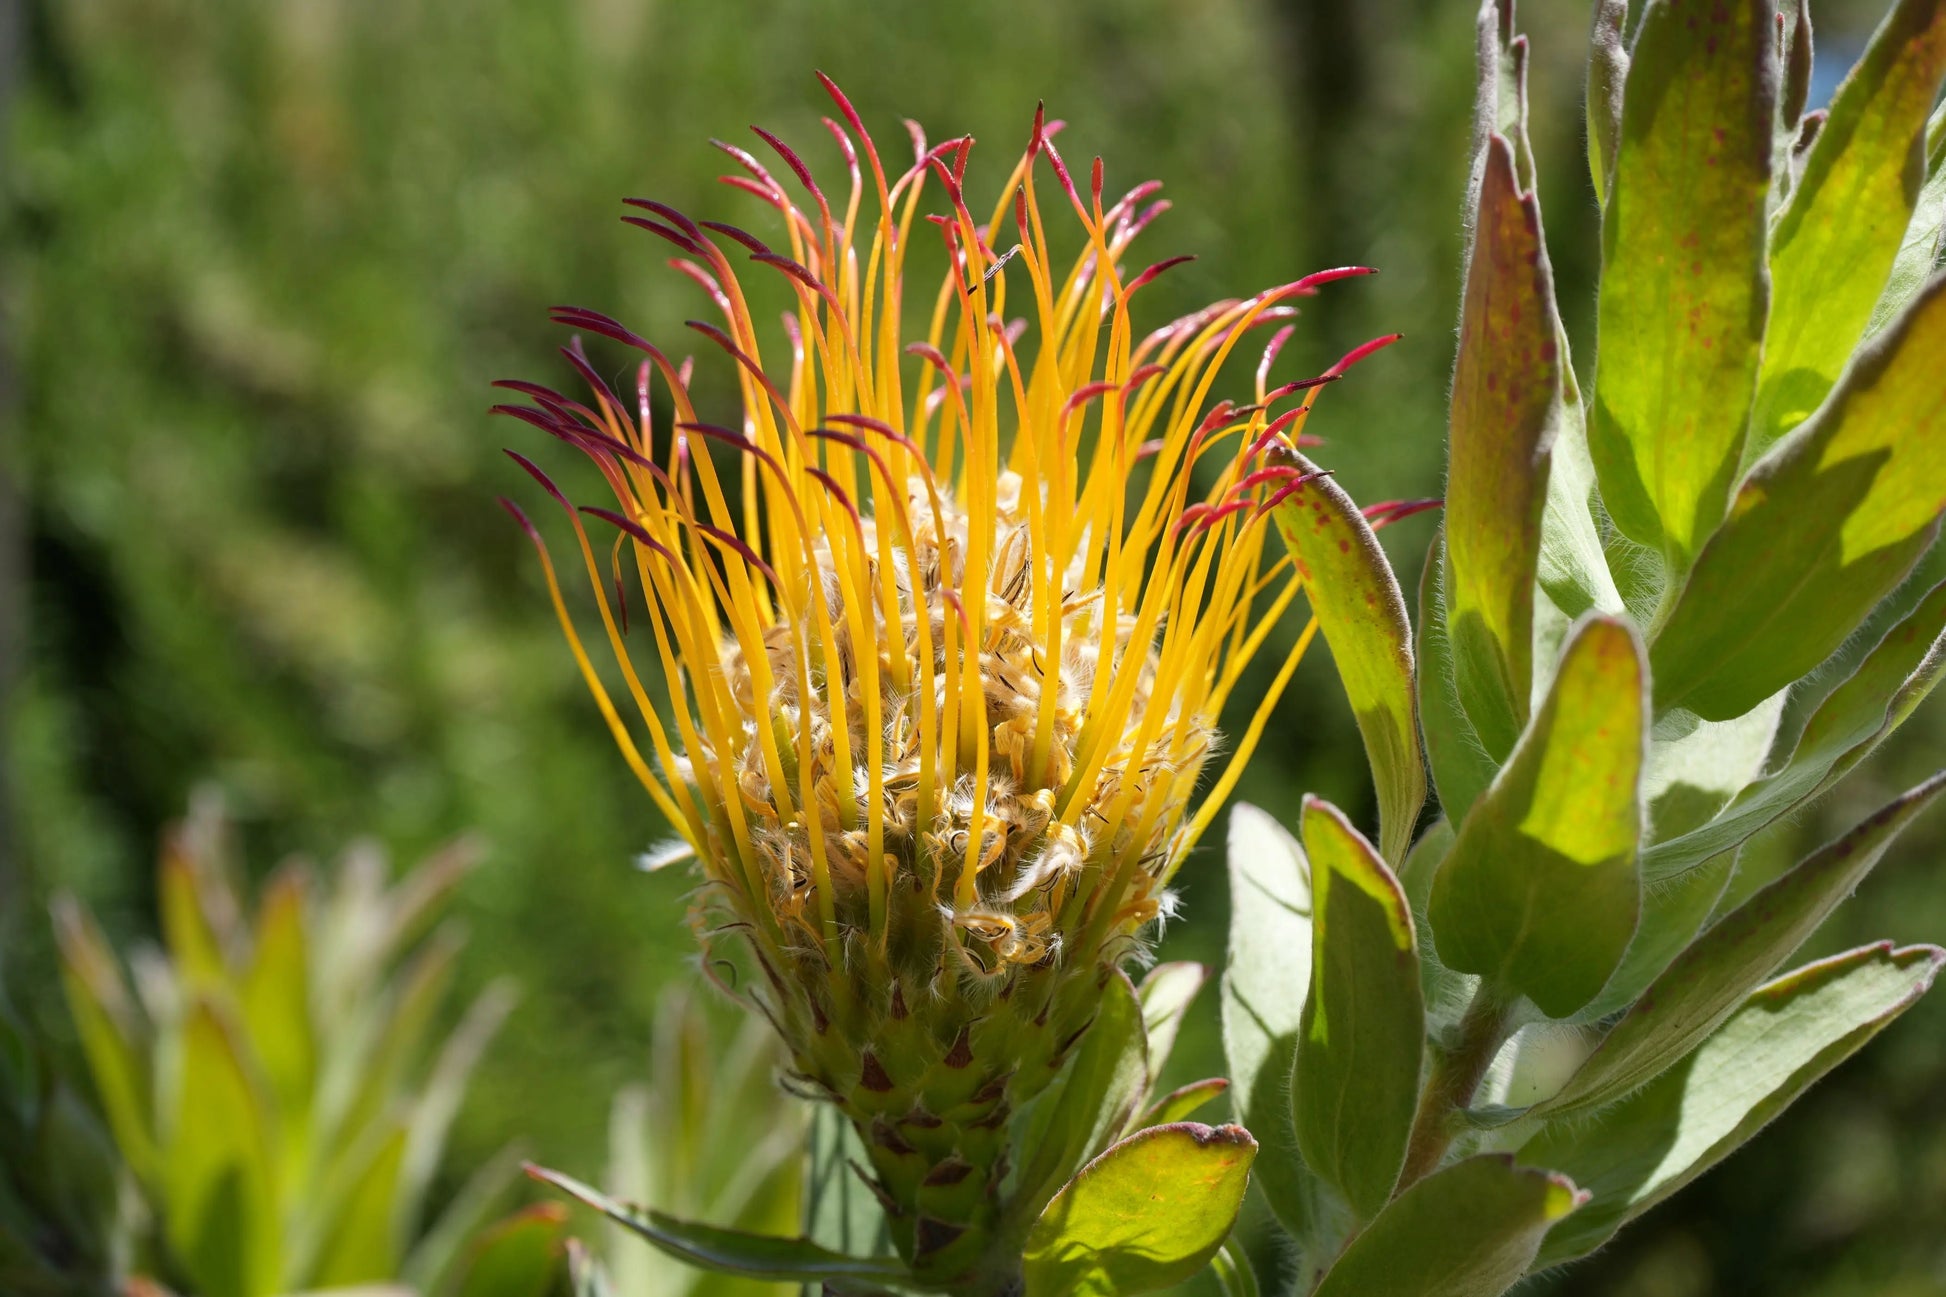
{"left": 1416, "top": 534, "right": 1499, "bottom": 825}
{"left": 1022, "top": 1123, "right": 1256, "bottom": 1297}
{"left": 242, "top": 865, "right": 315, "bottom": 1166}
{"left": 310, "top": 1123, "right": 408, "bottom": 1287}
{"left": 1310, "top": 1155, "right": 1582, "bottom": 1297}
{"left": 1541, "top": 772, "right": 1946, "bottom": 1118}
{"left": 1652, "top": 275, "right": 1946, "bottom": 719}
{"left": 1429, "top": 616, "right": 1647, "bottom": 1017}
{"left": 1750, "top": 0, "right": 1946, "bottom": 456}
{"left": 1134, "top": 1078, "right": 1228, "bottom": 1130}
{"left": 1444, "top": 132, "right": 1566, "bottom": 759}
{"left": 1294, "top": 797, "right": 1423, "bottom": 1220}
{"left": 1268, "top": 448, "right": 1425, "bottom": 864}
{"left": 1587, "top": 0, "right": 1773, "bottom": 564}
{"left": 1869, "top": 101, "right": 1946, "bottom": 330}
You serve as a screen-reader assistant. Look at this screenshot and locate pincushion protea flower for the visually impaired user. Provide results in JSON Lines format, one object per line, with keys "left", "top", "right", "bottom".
{"left": 497, "top": 77, "right": 1389, "bottom": 1293}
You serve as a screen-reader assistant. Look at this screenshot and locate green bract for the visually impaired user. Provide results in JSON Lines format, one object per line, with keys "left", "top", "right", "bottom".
{"left": 1236, "top": 0, "right": 1946, "bottom": 1291}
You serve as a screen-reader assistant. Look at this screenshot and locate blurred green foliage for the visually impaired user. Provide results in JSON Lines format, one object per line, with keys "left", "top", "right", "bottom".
{"left": 3, "top": 0, "right": 1941, "bottom": 1293}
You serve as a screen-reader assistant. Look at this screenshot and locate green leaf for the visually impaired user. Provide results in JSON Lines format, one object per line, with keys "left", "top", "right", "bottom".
{"left": 1218, "top": 804, "right": 1321, "bottom": 1238}
{"left": 241, "top": 866, "right": 315, "bottom": 1166}
{"left": 311, "top": 1124, "right": 409, "bottom": 1287}
{"left": 1416, "top": 534, "right": 1499, "bottom": 825}
{"left": 1022, "top": 1123, "right": 1256, "bottom": 1297}
{"left": 528, "top": 1165, "right": 908, "bottom": 1287}
{"left": 1588, "top": 0, "right": 1773, "bottom": 564}
{"left": 1209, "top": 1239, "right": 1260, "bottom": 1297}
{"left": 1870, "top": 101, "right": 1946, "bottom": 331}
{"left": 51, "top": 897, "right": 157, "bottom": 1183}
{"left": 1643, "top": 573, "right": 1946, "bottom": 882}
{"left": 804, "top": 1104, "right": 889, "bottom": 1261}
{"left": 1429, "top": 615, "right": 1647, "bottom": 1017}
{"left": 1445, "top": 133, "right": 1566, "bottom": 759}
{"left": 1750, "top": 0, "right": 1946, "bottom": 458}
{"left": 1017, "top": 968, "right": 1147, "bottom": 1203}
{"left": 1587, "top": 0, "right": 1628, "bottom": 207}
{"left": 1310, "top": 1155, "right": 1583, "bottom": 1297}
{"left": 1541, "top": 772, "right": 1946, "bottom": 1118}
{"left": 1136, "top": 962, "right": 1207, "bottom": 1094}
{"left": 165, "top": 999, "right": 281, "bottom": 1297}
{"left": 448, "top": 1203, "right": 568, "bottom": 1297}
{"left": 1521, "top": 942, "right": 1945, "bottom": 1267}
{"left": 1294, "top": 796, "right": 1424, "bottom": 1220}
{"left": 159, "top": 838, "right": 230, "bottom": 988}
{"left": 1651, "top": 274, "right": 1946, "bottom": 720}
{"left": 1268, "top": 447, "right": 1425, "bottom": 864}
{"left": 401, "top": 1145, "right": 523, "bottom": 1296}
{"left": 1134, "top": 1078, "right": 1228, "bottom": 1130}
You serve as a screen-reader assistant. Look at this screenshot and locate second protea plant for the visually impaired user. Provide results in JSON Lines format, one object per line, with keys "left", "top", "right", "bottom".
{"left": 500, "top": 79, "right": 1388, "bottom": 1295}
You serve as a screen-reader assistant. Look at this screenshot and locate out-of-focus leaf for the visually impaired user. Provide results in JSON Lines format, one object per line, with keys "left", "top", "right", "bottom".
{"left": 1022, "top": 1123, "right": 1256, "bottom": 1297}
{"left": 165, "top": 999, "right": 281, "bottom": 1297}
{"left": 1218, "top": 804, "right": 1319, "bottom": 1237}
{"left": 1135, "top": 963, "right": 1207, "bottom": 1094}
{"left": 1521, "top": 942, "right": 1945, "bottom": 1267}
{"left": 1311, "top": 1155, "right": 1583, "bottom": 1297}
{"left": 311, "top": 1124, "right": 409, "bottom": 1287}
{"left": 1018, "top": 969, "right": 1146, "bottom": 1201}
{"left": 1135, "top": 1079, "right": 1228, "bottom": 1130}
{"left": 804, "top": 1104, "right": 888, "bottom": 1261}
{"left": 159, "top": 844, "right": 228, "bottom": 990}
{"left": 1417, "top": 535, "right": 1498, "bottom": 825}
{"left": 1294, "top": 797, "right": 1423, "bottom": 1220}
{"left": 1541, "top": 772, "right": 1945, "bottom": 1117}
{"left": 448, "top": 1203, "right": 568, "bottom": 1297}
{"left": 529, "top": 1166, "right": 905, "bottom": 1287}
{"left": 242, "top": 865, "right": 315, "bottom": 1158}
{"left": 1870, "top": 101, "right": 1946, "bottom": 330}
{"left": 1588, "top": 0, "right": 1773, "bottom": 565}
{"left": 401, "top": 1145, "right": 523, "bottom": 1296}
{"left": 1645, "top": 574, "right": 1946, "bottom": 880}
{"left": 1750, "top": 0, "right": 1946, "bottom": 457}
{"left": 329, "top": 928, "right": 462, "bottom": 1159}
{"left": 1268, "top": 447, "right": 1425, "bottom": 864}
{"left": 1429, "top": 616, "right": 1647, "bottom": 1017}
{"left": 1445, "top": 133, "right": 1564, "bottom": 759}
{"left": 1587, "top": 0, "right": 1628, "bottom": 207}
{"left": 403, "top": 983, "right": 517, "bottom": 1231}
{"left": 51, "top": 897, "right": 157, "bottom": 1181}
{"left": 1652, "top": 275, "right": 1946, "bottom": 718}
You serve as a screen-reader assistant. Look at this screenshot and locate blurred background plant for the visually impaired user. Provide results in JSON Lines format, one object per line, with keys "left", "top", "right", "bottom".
{"left": 44, "top": 793, "right": 563, "bottom": 1297}
{"left": 2, "top": 0, "right": 1942, "bottom": 1293}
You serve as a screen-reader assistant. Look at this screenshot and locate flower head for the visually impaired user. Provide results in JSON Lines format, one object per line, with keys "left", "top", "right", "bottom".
{"left": 500, "top": 78, "right": 1383, "bottom": 1288}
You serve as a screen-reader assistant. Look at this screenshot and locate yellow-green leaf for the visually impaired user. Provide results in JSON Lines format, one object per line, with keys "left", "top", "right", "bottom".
{"left": 1023, "top": 1123, "right": 1256, "bottom": 1297}
{"left": 1587, "top": 0, "right": 1773, "bottom": 564}
{"left": 1294, "top": 796, "right": 1423, "bottom": 1220}
{"left": 164, "top": 999, "right": 281, "bottom": 1297}
{"left": 1651, "top": 274, "right": 1946, "bottom": 720}
{"left": 310, "top": 1124, "right": 408, "bottom": 1287}
{"left": 1269, "top": 448, "right": 1425, "bottom": 864}
{"left": 1429, "top": 616, "right": 1646, "bottom": 1018}
{"left": 1750, "top": 0, "right": 1946, "bottom": 457}
{"left": 449, "top": 1203, "right": 570, "bottom": 1297}
{"left": 242, "top": 866, "right": 315, "bottom": 1165}
{"left": 1311, "top": 1155, "right": 1582, "bottom": 1297}
{"left": 1445, "top": 133, "right": 1565, "bottom": 759}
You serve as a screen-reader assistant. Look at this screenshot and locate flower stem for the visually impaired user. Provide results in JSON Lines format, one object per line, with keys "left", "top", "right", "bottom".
{"left": 1398, "top": 984, "right": 1516, "bottom": 1188}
